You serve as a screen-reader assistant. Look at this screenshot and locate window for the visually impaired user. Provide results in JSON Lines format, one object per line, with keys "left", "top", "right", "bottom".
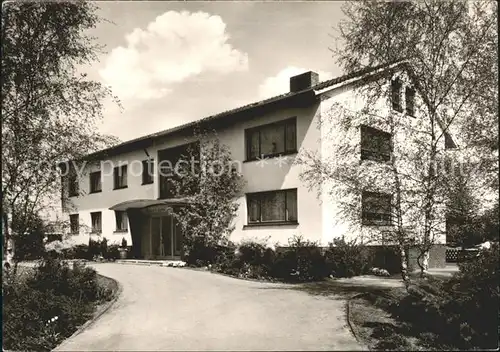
{"left": 158, "top": 142, "right": 200, "bottom": 199}
{"left": 89, "top": 171, "right": 102, "bottom": 193}
{"left": 90, "top": 212, "right": 102, "bottom": 233}
{"left": 68, "top": 172, "right": 79, "bottom": 197}
{"left": 362, "top": 191, "right": 392, "bottom": 226}
{"left": 247, "top": 189, "right": 297, "bottom": 224}
{"left": 69, "top": 214, "right": 79, "bottom": 234}
{"left": 444, "top": 132, "right": 456, "bottom": 149}
{"left": 361, "top": 125, "right": 392, "bottom": 162}
{"left": 391, "top": 79, "right": 403, "bottom": 112}
{"left": 113, "top": 165, "right": 128, "bottom": 189}
{"left": 245, "top": 118, "right": 297, "bottom": 160}
{"left": 115, "top": 211, "right": 128, "bottom": 232}
{"left": 142, "top": 159, "right": 154, "bottom": 185}
{"left": 405, "top": 87, "right": 415, "bottom": 116}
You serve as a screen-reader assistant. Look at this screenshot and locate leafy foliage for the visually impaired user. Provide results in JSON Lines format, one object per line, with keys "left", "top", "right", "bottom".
{"left": 170, "top": 129, "right": 245, "bottom": 259}
{"left": 3, "top": 258, "right": 115, "bottom": 351}
{"left": 325, "top": 236, "right": 373, "bottom": 277}
{"left": 270, "top": 236, "right": 329, "bottom": 282}
{"left": 382, "top": 244, "right": 499, "bottom": 349}
{"left": 1, "top": 1, "right": 120, "bottom": 262}
{"left": 300, "top": 0, "right": 497, "bottom": 278}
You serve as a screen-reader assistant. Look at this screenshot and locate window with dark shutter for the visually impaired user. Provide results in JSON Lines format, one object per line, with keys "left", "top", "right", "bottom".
{"left": 142, "top": 160, "right": 154, "bottom": 185}
{"left": 362, "top": 192, "right": 392, "bottom": 226}
{"left": 69, "top": 214, "right": 79, "bottom": 234}
{"left": 391, "top": 79, "right": 403, "bottom": 112}
{"left": 68, "top": 172, "right": 79, "bottom": 197}
{"left": 360, "top": 125, "right": 392, "bottom": 162}
{"left": 405, "top": 87, "right": 415, "bottom": 117}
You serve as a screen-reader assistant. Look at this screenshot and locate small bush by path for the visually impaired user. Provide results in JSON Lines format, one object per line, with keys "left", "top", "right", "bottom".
{"left": 348, "top": 244, "right": 499, "bottom": 351}
{"left": 210, "top": 235, "right": 378, "bottom": 283}
{"left": 2, "top": 258, "right": 118, "bottom": 352}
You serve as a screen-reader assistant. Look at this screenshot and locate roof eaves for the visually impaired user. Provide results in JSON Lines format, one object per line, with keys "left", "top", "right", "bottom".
{"left": 313, "top": 59, "right": 410, "bottom": 95}
{"left": 74, "top": 60, "right": 412, "bottom": 161}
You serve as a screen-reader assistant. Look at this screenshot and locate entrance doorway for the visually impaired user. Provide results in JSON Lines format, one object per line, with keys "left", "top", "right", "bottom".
{"left": 150, "top": 214, "right": 182, "bottom": 259}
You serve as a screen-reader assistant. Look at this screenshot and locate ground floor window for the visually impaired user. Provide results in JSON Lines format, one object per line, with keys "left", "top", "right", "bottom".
{"left": 247, "top": 188, "right": 297, "bottom": 224}
{"left": 90, "top": 211, "right": 102, "bottom": 233}
{"left": 362, "top": 191, "right": 392, "bottom": 226}
{"left": 115, "top": 211, "right": 128, "bottom": 232}
{"left": 69, "top": 214, "right": 79, "bottom": 234}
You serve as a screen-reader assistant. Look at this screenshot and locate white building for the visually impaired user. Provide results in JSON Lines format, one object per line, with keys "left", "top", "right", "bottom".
{"left": 61, "top": 61, "right": 454, "bottom": 266}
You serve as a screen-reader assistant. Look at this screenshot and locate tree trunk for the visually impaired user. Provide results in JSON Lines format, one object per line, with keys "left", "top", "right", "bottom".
{"left": 3, "top": 212, "right": 14, "bottom": 271}
{"left": 399, "top": 245, "right": 411, "bottom": 289}
{"left": 417, "top": 248, "right": 430, "bottom": 277}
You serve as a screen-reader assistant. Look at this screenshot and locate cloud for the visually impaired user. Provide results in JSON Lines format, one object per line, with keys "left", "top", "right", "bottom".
{"left": 258, "top": 66, "right": 333, "bottom": 99}
{"left": 99, "top": 11, "right": 249, "bottom": 102}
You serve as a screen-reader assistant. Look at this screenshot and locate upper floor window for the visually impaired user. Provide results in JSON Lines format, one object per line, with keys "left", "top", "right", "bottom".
{"left": 142, "top": 159, "right": 154, "bottom": 185}
{"left": 444, "top": 132, "right": 456, "bottom": 149}
{"left": 360, "top": 125, "right": 392, "bottom": 162}
{"left": 247, "top": 189, "right": 297, "bottom": 224}
{"left": 89, "top": 171, "right": 102, "bottom": 193}
{"left": 68, "top": 172, "right": 79, "bottom": 197}
{"left": 391, "top": 79, "right": 403, "bottom": 112}
{"left": 90, "top": 211, "right": 102, "bottom": 233}
{"left": 405, "top": 87, "right": 416, "bottom": 117}
{"left": 115, "top": 211, "right": 128, "bottom": 232}
{"left": 69, "top": 214, "right": 79, "bottom": 234}
{"left": 362, "top": 191, "right": 392, "bottom": 226}
{"left": 158, "top": 142, "right": 199, "bottom": 199}
{"left": 114, "top": 165, "right": 128, "bottom": 189}
{"left": 245, "top": 118, "right": 297, "bottom": 161}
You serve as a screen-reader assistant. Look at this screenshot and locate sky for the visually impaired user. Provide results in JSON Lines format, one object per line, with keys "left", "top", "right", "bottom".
{"left": 85, "top": 1, "right": 348, "bottom": 142}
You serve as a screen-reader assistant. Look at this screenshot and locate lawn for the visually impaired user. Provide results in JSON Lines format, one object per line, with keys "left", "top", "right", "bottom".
{"left": 348, "top": 286, "right": 448, "bottom": 351}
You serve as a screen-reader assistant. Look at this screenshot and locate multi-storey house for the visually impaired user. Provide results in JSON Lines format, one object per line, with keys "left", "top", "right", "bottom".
{"left": 61, "top": 60, "right": 455, "bottom": 266}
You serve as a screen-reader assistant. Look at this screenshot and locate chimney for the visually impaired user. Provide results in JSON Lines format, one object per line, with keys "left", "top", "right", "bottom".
{"left": 290, "top": 71, "right": 319, "bottom": 92}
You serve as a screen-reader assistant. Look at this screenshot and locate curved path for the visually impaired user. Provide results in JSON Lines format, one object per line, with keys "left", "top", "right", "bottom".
{"left": 55, "top": 263, "right": 365, "bottom": 351}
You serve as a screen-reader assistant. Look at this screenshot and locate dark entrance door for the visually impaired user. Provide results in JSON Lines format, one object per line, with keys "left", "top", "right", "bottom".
{"left": 151, "top": 214, "right": 182, "bottom": 258}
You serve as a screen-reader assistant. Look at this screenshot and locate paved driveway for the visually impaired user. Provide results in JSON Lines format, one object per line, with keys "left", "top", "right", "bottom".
{"left": 55, "top": 264, "right": 364, "bottom": 351}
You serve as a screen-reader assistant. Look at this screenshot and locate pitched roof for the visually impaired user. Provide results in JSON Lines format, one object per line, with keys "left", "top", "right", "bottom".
{"left": 82, "top": 60, "right": 411, "bottom": 160}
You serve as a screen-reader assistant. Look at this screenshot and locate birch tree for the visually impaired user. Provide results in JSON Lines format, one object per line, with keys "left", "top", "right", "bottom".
{"left": 1, "top": 1, "right": 120, "bottom": 270}
{"left": 306, "top": 0, "right": 497, "bottom": 275}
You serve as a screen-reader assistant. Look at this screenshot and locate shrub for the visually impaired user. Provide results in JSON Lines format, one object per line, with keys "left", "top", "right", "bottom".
{"left": 105, "top": 244, "right": 120, "bottom": 260}
{"left": 44, "top": 238, "right": 77, "bottom": 260}
{"left": 237, "top": 239, "right": 268, "bottom": 265}
{"left": 72, "top": 244, "right": 90, "bottom": 260}
{"left": 442, "top": 243, "right": 499, "bottom": 349}
{"left": 384, "top": 244, "right": 499, "bottom": 350}
{"left": 100, "top": 238, "right": 108, "bottom": 258}
{"left": 271, "top": 235, "right": 329, "bottom": 282}
{"left": 14, "top": 231, "right": 45, "bottom": 260}
{"left": 3, "top": 257, "right": 112, "bottom": 351}
{"left": 325, "top": 236, "right": 372, "bottom": 278}
{"left": 88, "top": 238, "right": 101, "bottom": 259}
{"left": 185, "top": 237, "right": 232, "bottom": 266}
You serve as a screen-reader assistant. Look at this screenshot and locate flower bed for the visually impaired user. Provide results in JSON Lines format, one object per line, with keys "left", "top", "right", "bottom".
{"left": 2, "top": 258, "right": 118, "bottom": 351}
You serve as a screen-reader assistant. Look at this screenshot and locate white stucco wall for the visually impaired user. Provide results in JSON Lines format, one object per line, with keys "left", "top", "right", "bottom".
{"left": 63, "top": 101, "right": 323, "bottom": 247}
{"left": 316, "top": 71, "right": 447, "bottom": 246}
{"left": 63, "top": 69, "right": 450, "bottom": 249}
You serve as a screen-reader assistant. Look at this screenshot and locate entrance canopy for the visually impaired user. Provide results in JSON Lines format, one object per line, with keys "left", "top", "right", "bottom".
{"left": 109, "top": 198, "right": 192, "bottom": 211}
